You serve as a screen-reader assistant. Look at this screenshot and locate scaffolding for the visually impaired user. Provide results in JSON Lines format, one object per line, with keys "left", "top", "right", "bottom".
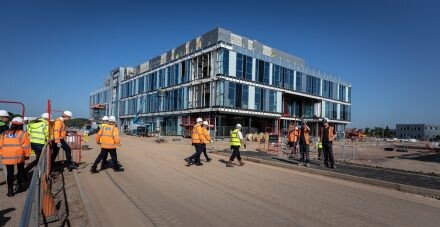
{"left": 90, "top": 103, "right": 106, "bottom": 121}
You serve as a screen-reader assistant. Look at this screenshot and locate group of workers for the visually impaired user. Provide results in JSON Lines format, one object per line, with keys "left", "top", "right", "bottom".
{"left": 185, "top": 118, "right": 247, "bottom": 168}
{"left": 90, "top": 115, "right": 123, "bottom": 173}
{"left": 287, "top": 117, "right": 336, "bottom": 168}
{"left": 0, "top": 109, "right": 74, "bottom": 197}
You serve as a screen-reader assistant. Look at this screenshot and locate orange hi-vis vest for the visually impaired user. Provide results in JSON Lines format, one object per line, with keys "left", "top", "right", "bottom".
{"left": 53, "top": 118, "right": 66, "bottom": 143}
{"left": 202, "top": 127, "right": 211, "bottom": 144}
{"left": 288, "top": 125, "right": 299, "bottom": 143}
{"left": 300, "top": 127, "right": 311, "bottom": 145}
{"left": 322, "top": 126, "right": 335, "bottom": 142}
{"left": 191, "top": 124, "right": 205, "bottom": 144}
{"left": 0, "top": 130, "right": 31, "bottom": 165}
{"left": 96, "top": 124, "right": 120, "bottom": 149}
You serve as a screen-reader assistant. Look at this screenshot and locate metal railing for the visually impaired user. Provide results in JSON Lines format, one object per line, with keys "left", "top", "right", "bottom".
{"left": 19, "top": 143, "right": 50, "bottom": 227}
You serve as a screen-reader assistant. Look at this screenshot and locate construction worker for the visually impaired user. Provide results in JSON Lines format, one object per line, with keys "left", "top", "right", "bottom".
{"left": 184, "top": 118, "right": 205, "bottom": 166}
{"left": 52, "top": 110, "right": 76, "bottom": 171}
{"left": 24, "top": 113, "right": 49, "bottom": 172}
{"left": 201, "top": 121, "right": 213, "bottom": 162}
{"left": 0, "top": 110, "right": 10, "bottom": 180}
{"left": 0, "top": 110, "right": 10, "bottom": 133}
{"left": 298, "top": 121, "right": 311, "bottom": 167}
{"left": 288, "top": 121, "right": 299, "bottom": 158}
{"left": 90, "top": 116, "right": 122, "bottom": 173}
{"left": 99, "top": 116, "right": 109, "bottom": 169}
{"left": 317, "top": 137, "right": 323, "bottom": 160}
{"left": 226, "top": 124, "right": 246, "bottom": 167}
{"left": 322, "top": 118, "right": 336, "bottom": 169}
{"left": 0, "top": 117, "right": 31, "bottom": 197}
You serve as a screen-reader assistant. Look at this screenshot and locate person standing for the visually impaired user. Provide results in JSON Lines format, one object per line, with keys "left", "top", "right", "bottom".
{"left": 185, "top": 118, "right": 205, "bottom": 166}
{"left": 317, "top": 137, "right": 323, "bottom": 160}
{"left": 322, "top": 118, "right": 336, "bottom": 169}
{"left": 51, "top": 110, "right": 76, "bottom": 171}
{"left": 201, "top": 121, "right": 213, "bottom": 162}
{"left": 98, "top": 116, "right": 109, "bottom": 169}
{"left": 298, "top": 121, "right": 311, "bottom": 167}
{"left": 0, "top": 117, "right": 31, "bottom": 197}
{"left": 24, "top": 113, "right": 49, "bottom": 172}
{"left": 288, "top": 121, "right": 299, "bottom": 158}
{"left": 0, "top": 110, "right": 10, "bottom": 180}
{"left": 90, "top": 116, "right": 122, "bottom": 173}
{"left": 226, "top": 124, "right": 246, "bottom": 167}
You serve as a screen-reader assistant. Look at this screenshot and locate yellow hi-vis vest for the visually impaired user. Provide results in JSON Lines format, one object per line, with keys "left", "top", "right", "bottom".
{"left": 230, "top": 129, "right": 241, "bottom": 146}
{"left": 27, "top": 118, "right": 49, "bottom": 145}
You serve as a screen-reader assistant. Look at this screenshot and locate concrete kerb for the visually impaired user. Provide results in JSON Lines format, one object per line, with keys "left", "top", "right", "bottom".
{"left": 211, "top": 151, "right": 440, "bottom": 198}
{"left": 72, "top": 170, "right": 101, "bottom": 227}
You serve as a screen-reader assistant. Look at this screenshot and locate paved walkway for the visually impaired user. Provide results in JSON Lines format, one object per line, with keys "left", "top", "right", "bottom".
{"left": 75, "top": 135, "right": 440, "bottom": 227}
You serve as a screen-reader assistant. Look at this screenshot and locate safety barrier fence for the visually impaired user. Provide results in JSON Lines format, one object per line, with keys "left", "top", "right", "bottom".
{"left": 19, "top": 143, "right": 51, "bottom": 226}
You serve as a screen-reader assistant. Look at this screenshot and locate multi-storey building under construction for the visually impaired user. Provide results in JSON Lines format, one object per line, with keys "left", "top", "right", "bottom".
{"left": 90, "top": 27, "right": 351, "bottom": 138}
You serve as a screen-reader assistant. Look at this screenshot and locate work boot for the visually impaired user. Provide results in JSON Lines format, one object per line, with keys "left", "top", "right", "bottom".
{"left": 114, "top": 164, "right": 124, "bottom": 172}
{"left": 195, "top": 162, "right": 203, "bottom": 166}
{"left": 7, "top": 187, "right": 14, "bottom": 197}
{"left": 184, "top": 158, "right": 192, "bottom": 166}
{"left": 15, "top": 184, "right": 25, "bottom": 194}
{"left": 68, "top": 164, "right": 77, "bottom": 172}
{"left": 100, "top": 162, "right": 108, "bottom": 170}
{"left": 226, "top": 160, "right": 234, "bottom": 167}
{"left": 238, "top": 160, "right": 245, "bottom": 166}
{"left": 90, "top": 166, "right": 99, "bottom": 174}
{"left": 206, "top": 158, "right": 212, "bottom": 162}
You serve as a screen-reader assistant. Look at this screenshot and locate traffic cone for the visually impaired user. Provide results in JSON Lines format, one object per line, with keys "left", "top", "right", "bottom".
{"left": 41, "top": 177, "right": 58, "bottom": 221}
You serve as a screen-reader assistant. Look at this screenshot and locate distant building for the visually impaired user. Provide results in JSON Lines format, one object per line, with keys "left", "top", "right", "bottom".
{"left": 90, "top": 27, "right": 352, "bottom": 137}
{"left": 396, "top": 124, "right": 440, "bottom": 139}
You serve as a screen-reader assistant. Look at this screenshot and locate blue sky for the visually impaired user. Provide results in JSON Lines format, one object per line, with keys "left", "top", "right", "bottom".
{"left": 0, "top": 0, "right": 439, "bottom": 128}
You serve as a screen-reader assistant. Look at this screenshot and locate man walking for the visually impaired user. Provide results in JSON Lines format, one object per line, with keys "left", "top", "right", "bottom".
{"left": 90, "top": 116, "right": 122, "bottom": 173}
{"left": 98, "top": 116, "right": 109, "bottom": 169}
{"left": 322, "top": 118, "right": 336, "bottom": 169}
{"left": 52, "top": 110, "right": 76, "bottom": 171}
{"left": 201, "top": 121, "right": 213, "bottom": 162}
{"left": 226, "top": 124, "right": 246, "bottom": 167}
{"left": 185, "top": 118, "right": 205, "bottom": 166}
{"left": 298, "top": 120, "right": 311, "bottom": 167}
{"left": 24, "top": 113, "right": 49, "bottom": 172}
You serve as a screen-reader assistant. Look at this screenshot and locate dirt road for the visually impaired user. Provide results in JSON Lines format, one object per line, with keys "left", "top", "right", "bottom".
{"left": 75, "top": 135, "right": 440, "bottom": 227}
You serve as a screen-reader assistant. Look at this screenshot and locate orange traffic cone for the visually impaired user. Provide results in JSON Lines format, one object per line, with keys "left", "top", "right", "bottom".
{"left": 41, "top": 177, "right": 58, "bottom": 221}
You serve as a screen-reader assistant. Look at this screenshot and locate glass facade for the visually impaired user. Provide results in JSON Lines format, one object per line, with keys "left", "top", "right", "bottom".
{"left": 113, "top": 48, "right": 349, "bottom": 123}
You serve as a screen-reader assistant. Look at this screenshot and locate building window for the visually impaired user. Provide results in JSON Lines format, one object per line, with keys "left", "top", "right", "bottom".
{"left": 236, "top": 53, "right": 244, "bottom": 78}
{"left": 272, "top": 65, "right": 281, "bottom": 87}
{"left": 245, "top": 56, "right": 253, "bottom": 81}
{"left": 255, "top": 87, "right": 262, "bottom": 111}
{"left": 218, "top": 48, "right": 229, "bottom": 75}
{"left": 306, "top": 75, "right": 321, "bottom": 96}
{"left": 242, "top": 85, "right": 249, "bottom": 109}
{"left": 227, "top": 82, "right": 236, "bottom": 108}
{"left": 296, "top": 72, "right": 302, "bottom": 92}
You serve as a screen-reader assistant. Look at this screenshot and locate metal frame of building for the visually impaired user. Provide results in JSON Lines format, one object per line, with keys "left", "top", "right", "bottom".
{"left": 90, "top": 27, "right": 352, "bottom": 137}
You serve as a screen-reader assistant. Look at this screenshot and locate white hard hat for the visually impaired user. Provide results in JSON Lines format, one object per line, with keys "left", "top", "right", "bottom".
{"left": 102, "top": 116, "right": 109, "bottom": 121}
{"left": 0, "top": 110, "right": 9, "bottom": 117}
{"left": 323, "top": 118, "right": 330, "bottom": 123}
{"left": 203, "top": 121, "right": 209, "bottom": 126}
{"left": 63, "top": 111, "right": 73, "bottom": 118}
{"left": 109, "top": 116, "right": 116, "bottom": 122}
{"left": 196, "top": 118, "right": 203, "bottom": 122}
{"left": 236, "top": 124, "right": 242, "bottom": 128}
{"left": 41, "top": 113, "right": 49, "bottom": 119}
{"left": 11, "top": 117, "right": 24, "bottom": 125}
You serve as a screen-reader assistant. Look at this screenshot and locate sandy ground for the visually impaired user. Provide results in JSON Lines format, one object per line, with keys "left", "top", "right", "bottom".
{"left": 75, "top": 135, "right": 440, "bottom": 227}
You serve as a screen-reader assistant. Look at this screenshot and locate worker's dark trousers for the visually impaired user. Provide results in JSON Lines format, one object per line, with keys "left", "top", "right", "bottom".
{"left": 189, "top": 144, "right": 203, "bottom": 163}
{"left": 93, "top": 148, "right": 117, "bottom": 169}
{"left": 323, "top": 143, "right": 335, "bottom": 167}
{"left": 229, "top": 146, "right": 241, "bottom": 161}
{"left": 299, "top": 143, "right": 310, "bottom": 163}
{"left": 25, "top": 143, "right": 44, "bottom": 171}
{"left": 51, "top": 140, "right": 72, "bottom": 166}
{"left": 202, "top": 144, "right": 210, "bottom": 161}
{"left": 102, "top": 151, "right": 109, "bottom": 165}
{"left": 6, "top": 163, "right": 24, "bottom": 189}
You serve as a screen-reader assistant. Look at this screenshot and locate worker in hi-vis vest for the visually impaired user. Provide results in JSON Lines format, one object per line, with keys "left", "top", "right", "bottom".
{"left": 91, "top": 116, "right": 122, "bottom": 173}
{"left": 185, "top": 118, "right": 206, "bottom": 166}
{"left": 52, "top": 110, "right": 76, "bottom": 171}
{"left": 0, "top": 117, "right": 30, "bottom": 197}
{"left": 24, "top": 113, "right": 49, "bottom": 173}
{"left": 226, "top": 124, "right": 246, "bottom": 167}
